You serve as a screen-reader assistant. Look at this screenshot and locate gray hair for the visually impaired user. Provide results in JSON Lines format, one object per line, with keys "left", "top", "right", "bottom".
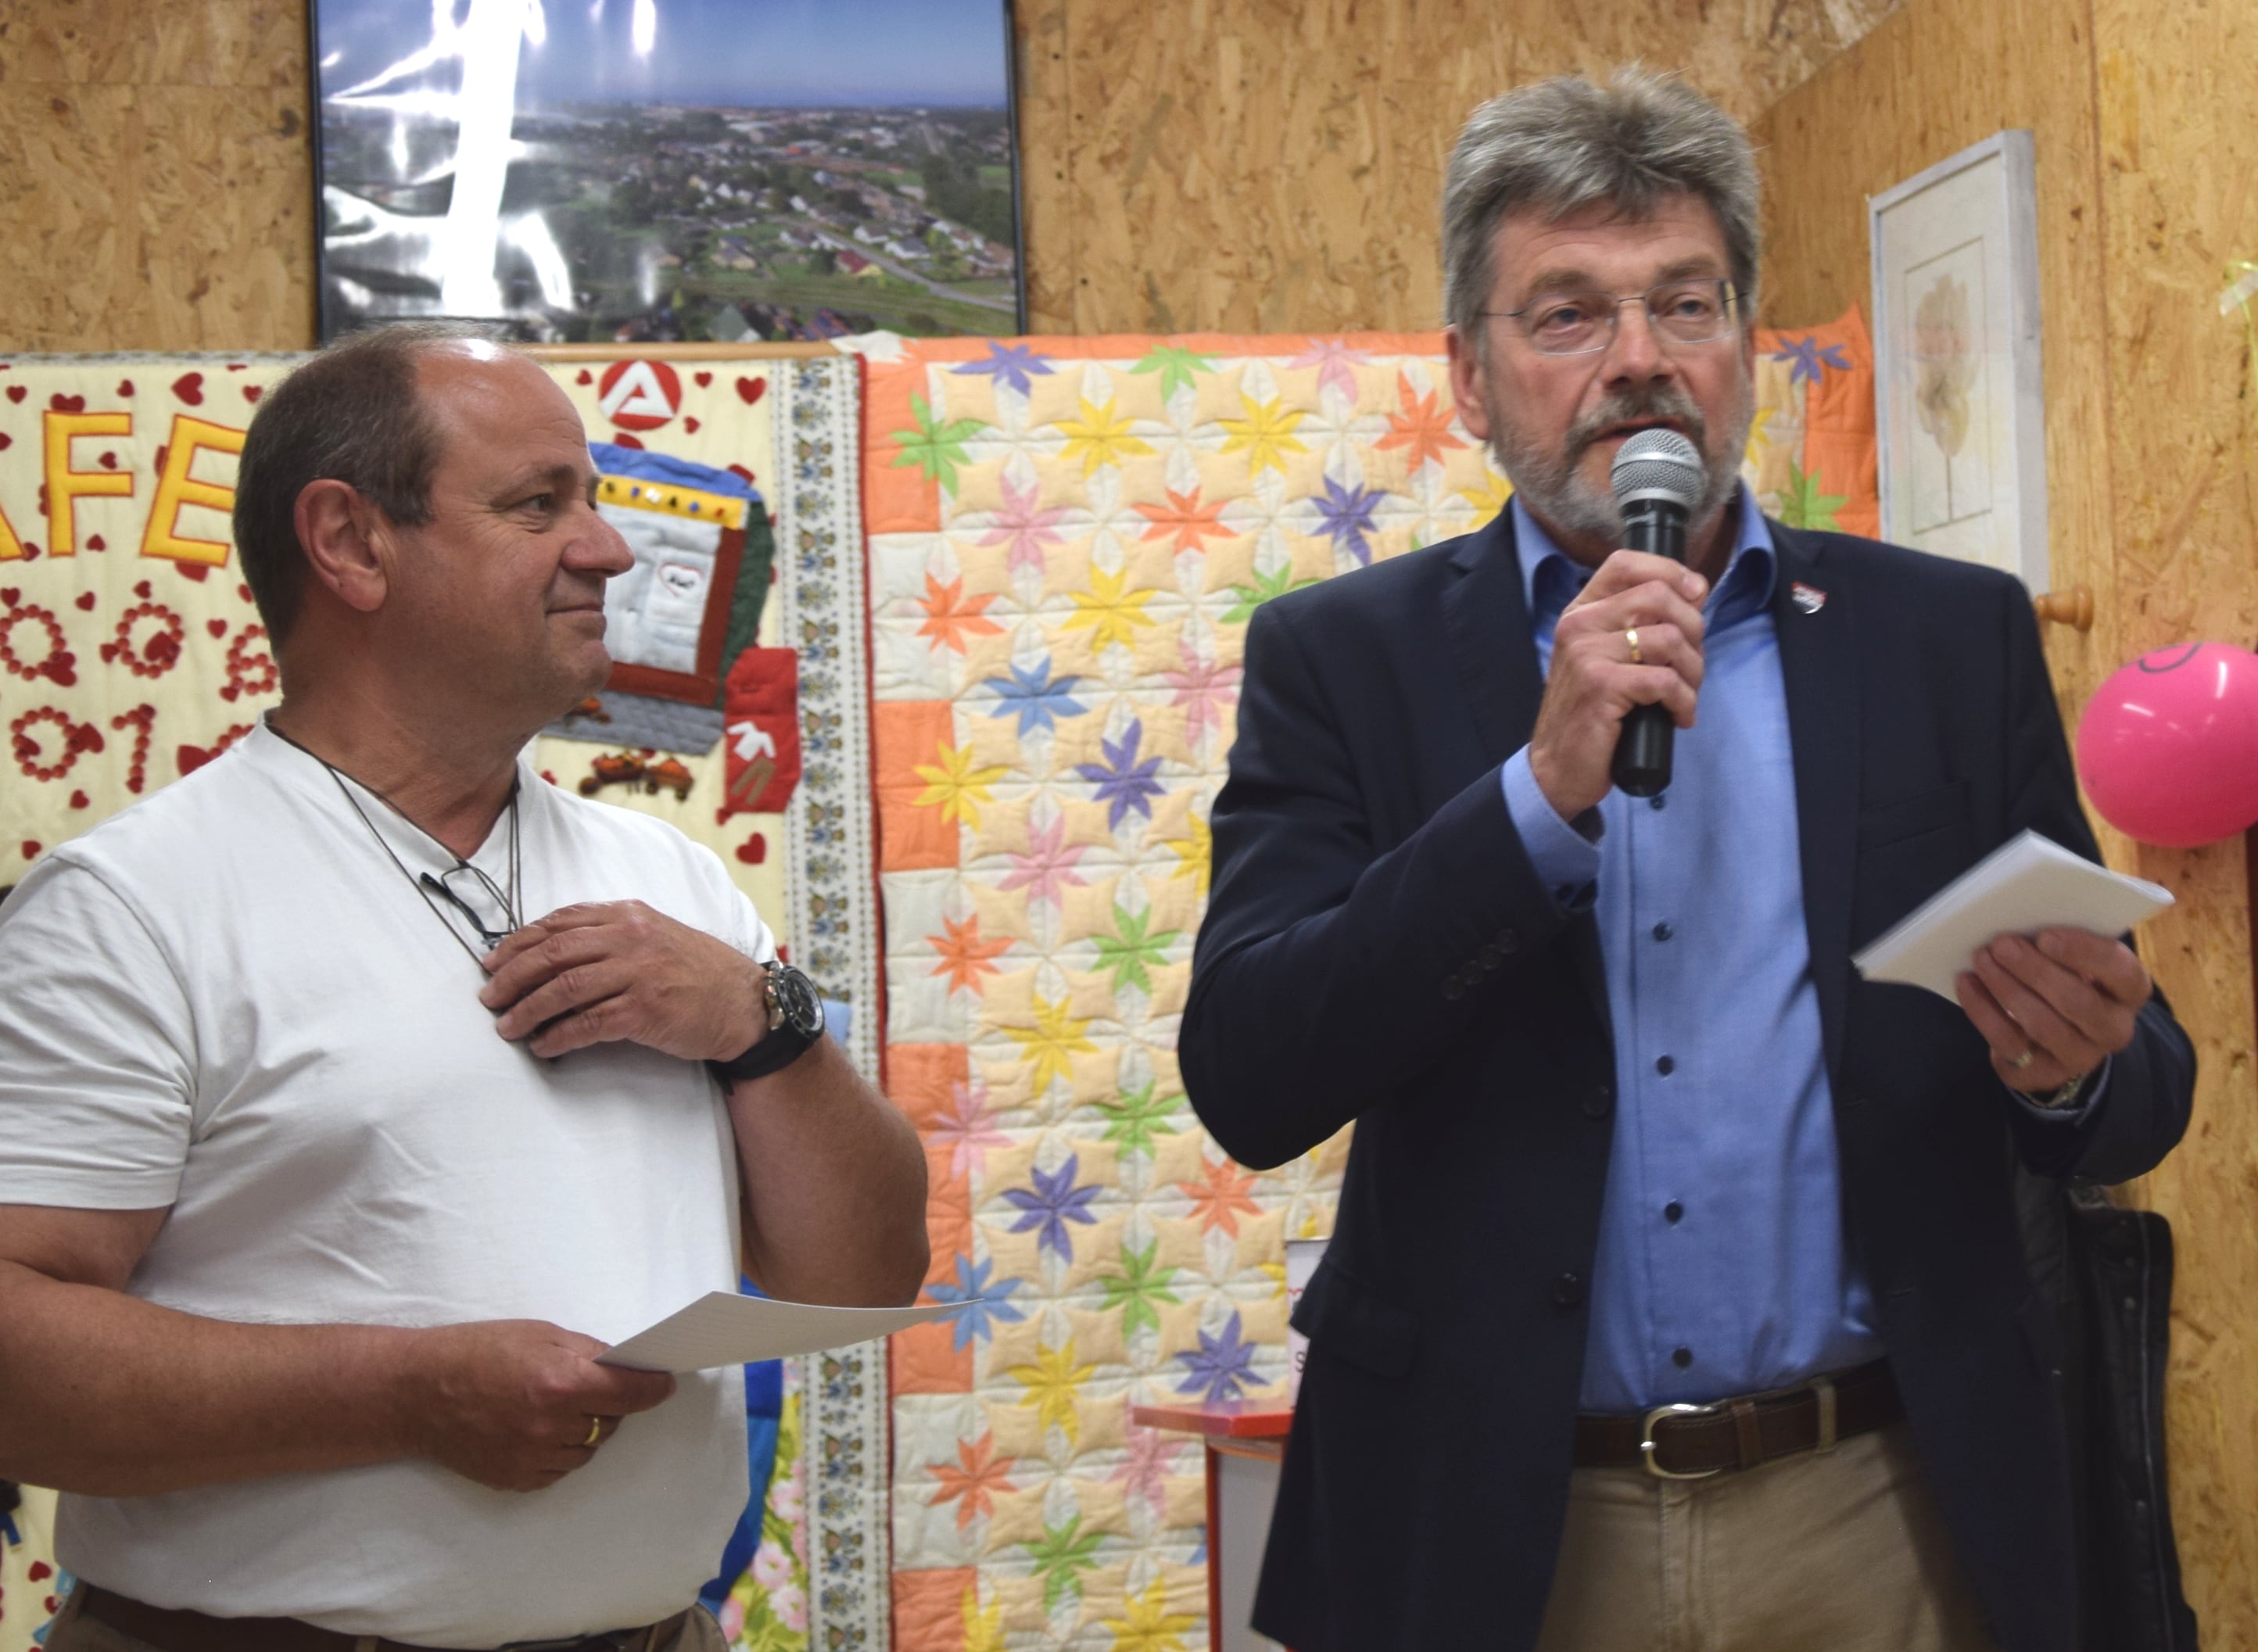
{"left": 233, "top": 321, "right": 506, "bottom": 647}
{"left": 1442, "top": 67, "right": 1761, "bottom": 342}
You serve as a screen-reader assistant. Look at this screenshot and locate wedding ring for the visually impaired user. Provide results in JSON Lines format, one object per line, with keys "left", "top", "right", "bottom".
{"left": 1625, "top": 628, "right": 1643, "bottom": 665}
{"left": 2007, "top": 1046, "right": 2037, "bottom": 1070}
{"left": 582, "top": 1415, "right": 604, "bottom": 1448}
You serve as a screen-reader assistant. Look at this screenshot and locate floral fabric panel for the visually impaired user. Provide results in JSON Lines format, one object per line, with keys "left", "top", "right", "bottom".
{"left": 859, "top": 330, "right": 1513, "bottom": 1651}
{"left": 1742, "top": 307, "right": 1881, "bottom": 537}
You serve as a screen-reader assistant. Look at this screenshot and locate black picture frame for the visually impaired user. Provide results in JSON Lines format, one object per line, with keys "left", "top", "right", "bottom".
{"left": 309, "top": 0, "right": 1027, "bottom": 345}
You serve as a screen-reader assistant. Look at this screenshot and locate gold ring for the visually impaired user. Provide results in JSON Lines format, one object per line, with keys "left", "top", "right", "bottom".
{"left": 2007, "top": 1046, "right": 2036, "bottom": 1070}
{"left": 1625, "top": 628, "right": 1643, "bottom": 665}
{"left": 582, "top": 1415, "right": 604, "bottom": 1448}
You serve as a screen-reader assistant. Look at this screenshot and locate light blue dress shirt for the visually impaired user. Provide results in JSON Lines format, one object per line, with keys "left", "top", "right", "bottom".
{"left": 1497, "top": 493, "right": 1887, "bottom": 1411}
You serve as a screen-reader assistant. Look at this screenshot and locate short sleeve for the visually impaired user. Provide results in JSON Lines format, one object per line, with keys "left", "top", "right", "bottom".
{"left": 0, "top": 857, "right": 196, "bottom": 1209}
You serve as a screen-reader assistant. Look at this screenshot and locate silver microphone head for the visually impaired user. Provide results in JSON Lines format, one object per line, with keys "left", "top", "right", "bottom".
{"left": 1609, "top": 428, "right": 1705, "bottom": 512}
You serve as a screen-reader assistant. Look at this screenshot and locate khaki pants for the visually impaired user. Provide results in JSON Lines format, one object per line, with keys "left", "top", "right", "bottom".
{"left": 45, "top": 1589, "right": 727, "bottom": 1652}
{"left": 1533, "top": 1422, "right": 2000, "bottom": 1652}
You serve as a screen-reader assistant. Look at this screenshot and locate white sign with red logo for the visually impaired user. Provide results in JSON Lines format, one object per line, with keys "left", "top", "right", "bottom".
{"left": 597, "top": 358, "right": 683, "bottom": 432}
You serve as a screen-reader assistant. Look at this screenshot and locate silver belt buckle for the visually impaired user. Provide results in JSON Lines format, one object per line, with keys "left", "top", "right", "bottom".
{"left": 1640, "top": 1401, "right": 1726, "bottom": 1480}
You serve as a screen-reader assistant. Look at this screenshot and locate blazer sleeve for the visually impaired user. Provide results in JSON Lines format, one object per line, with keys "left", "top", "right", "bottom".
{"left": 1180, "top": 597, "right": 1583, "bottom": 1170}
{"left": 1995, "top": 583, "right": 2196, "bottom": 1183}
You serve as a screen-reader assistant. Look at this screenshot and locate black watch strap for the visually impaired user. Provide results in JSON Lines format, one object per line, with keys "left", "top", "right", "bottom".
{"left": 708, "top": 1021, "right": 816, "bottom": 1084}
{"left": 708, "top": 960, "right": 826, "bottom": 1085}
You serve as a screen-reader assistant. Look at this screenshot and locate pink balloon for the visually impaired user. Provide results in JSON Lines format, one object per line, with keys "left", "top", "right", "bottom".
{"left": 2076, "top": 643, "right": 2258, "bottom": 847}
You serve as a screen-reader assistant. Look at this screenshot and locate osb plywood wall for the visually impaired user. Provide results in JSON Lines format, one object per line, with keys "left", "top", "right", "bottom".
{"left": 1758, "top": 0, "right": 2258, "bottom": 1637}
{"left": 0, "top": 0, "right": 315, "bottom": 351}
{"left": 1015, "top": 0, "right": 1902, "bottom": 335}
{"left": 0, "top": 0, "right": 1909, "bottom": 351}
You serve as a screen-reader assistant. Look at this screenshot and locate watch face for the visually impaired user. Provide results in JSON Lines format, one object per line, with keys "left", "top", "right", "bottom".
{"left": 774, "top": 964, "right": 826, "bottom": 1038}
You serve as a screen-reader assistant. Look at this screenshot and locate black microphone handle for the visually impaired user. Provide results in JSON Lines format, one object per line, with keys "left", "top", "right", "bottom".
{"left": 1609, "top": 499, "right": 1688, "bottom": 798}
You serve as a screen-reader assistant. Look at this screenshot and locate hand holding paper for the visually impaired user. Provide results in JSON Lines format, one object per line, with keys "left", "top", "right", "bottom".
{"left": 1852, "top": 830, "right": 2170, "bottom": 1091}
{"left": 596, "top": 1290, "right": 962, "bottom": 1373}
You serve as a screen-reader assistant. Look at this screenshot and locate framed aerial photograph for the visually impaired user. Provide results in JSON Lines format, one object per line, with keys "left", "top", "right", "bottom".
{"left": 1869, "top": 130, "right": 2049, "bottom": 589}
{"left": 311, "top": 0, "right": 1024, "bottom": 344}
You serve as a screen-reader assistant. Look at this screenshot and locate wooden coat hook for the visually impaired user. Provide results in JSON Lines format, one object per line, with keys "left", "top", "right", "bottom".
{"left": 2034, "top": 585, "right": 2095, "bottom": 632}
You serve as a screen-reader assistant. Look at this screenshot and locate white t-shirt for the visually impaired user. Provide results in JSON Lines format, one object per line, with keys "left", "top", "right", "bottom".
{"left": 0, "top": 724, "right": 772, "bottom": 1647}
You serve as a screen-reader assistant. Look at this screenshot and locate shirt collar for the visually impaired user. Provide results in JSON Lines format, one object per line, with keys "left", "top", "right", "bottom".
{"left": 1511, "top": 486, "right": 1777, "bottom": 640}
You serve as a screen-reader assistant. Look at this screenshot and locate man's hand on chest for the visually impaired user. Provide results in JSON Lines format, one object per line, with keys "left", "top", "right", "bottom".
{"left": 477, "top": 901, "right": 766, "bottom": 1063}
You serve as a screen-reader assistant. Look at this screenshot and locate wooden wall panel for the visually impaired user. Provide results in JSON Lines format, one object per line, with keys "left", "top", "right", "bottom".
{"left": 1012, "top": 0, "right": 1901, "bottom": 336}
{"left": 0, "top": 0, "right": 316, "bottom": 352}
{"left": 1762, "top": 1, "right": 2258, "bottom": 1638}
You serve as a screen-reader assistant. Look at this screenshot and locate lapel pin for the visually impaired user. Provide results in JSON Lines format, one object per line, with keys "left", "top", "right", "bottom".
{"left": 1790, "top": 581, "right": 1827, "bottom": 615}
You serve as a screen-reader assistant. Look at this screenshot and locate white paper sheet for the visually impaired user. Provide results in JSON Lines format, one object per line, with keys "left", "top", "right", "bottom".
{"left": 596, "top": 1291, "right": 961, "bottom": 1373}
{"left": 1851, "top": 829, "right": 2174, "bottom": 1000}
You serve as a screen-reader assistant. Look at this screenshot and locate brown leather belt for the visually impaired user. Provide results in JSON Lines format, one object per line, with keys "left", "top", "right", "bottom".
{"left": 77, "top": 1586, "right": 690, "bottom": 1652}
{"left": 1573, "top": 1357, "right": 1901, "bottom": 1479}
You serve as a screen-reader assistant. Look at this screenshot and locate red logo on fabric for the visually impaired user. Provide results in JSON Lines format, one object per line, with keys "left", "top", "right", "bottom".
{"left": 597, "top": 360, "right": 683, "bottom": 432}
{"left": 721, "top": 647, "right": 802, "bottom": 819}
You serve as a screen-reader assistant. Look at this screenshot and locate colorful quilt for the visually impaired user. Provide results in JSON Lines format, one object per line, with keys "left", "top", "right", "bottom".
{"left": 859, "top": 321, "right": 1883, "bottom": 1651}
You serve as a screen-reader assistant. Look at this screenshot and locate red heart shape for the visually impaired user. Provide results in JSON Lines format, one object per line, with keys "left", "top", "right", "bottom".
{"left": 20, "top": 840, "right": 40, "bottom": 860}
{"left": 134, "top": 579, "right": 152, "bottom": 598}
{"left": 27, "top": 1560, "right": 52, "bottom": 1582}
{"left": 20, "top": 543, "right": 39, "bottom": 561}
{"left": 45, "top": 1595, "right": 59, "bottom": 1613}
{"left": 694, "top": 371, "right": 713, "bottom": 388}
{"left": 4, "top": 385, "right": 23, "bottom": 403}
{"left": 171, "top": 372, "right": 203, "bottom": 406}
{"left": 611, "top": 432, "right": 643, "bottom": 449}
{"left": 175, "top": 561, "right": 210, "bottom": 582}
{"left": 734, "top": 832, "right": 768, "bottom": 865}
{"left": 735, "top": 376, "right": 765, "bottom": 406}
{"left": 238, "top": 582, "right": 253, "bottom": 603}
{"left": 99, "top": 450, "right": 117, "bottom": 469}
{"left": 207, "top": 618, "right": 228, "bottom": 638}
{"left": 243, "top": 385, "right": 263, "bottom": 403}
{"left": 684, "top": 415, "right": 701, "bottom": 434}
{"left": 116, "top": 378, "right": 135, "bottom": 396}
{"left": 75, "top": 591, "right": 95, "bottom": 611}
{"left": 0, "top": 586, "right": 17, "bottom": 605}
{"left": 48, "top": 392, "right": 84, "bottom": 413}
{"left": 226, "top": 362, "right": 246, "bottom": 371}
{"left": 86, "top": 533, "right": 106, "bottom": 551}
{"left": 178, "top": 744, "right": 213, "bottom": 774}
{"left": 0, "top": 432, "right": 10, "bottom": 450}
{"left": 68, "top": 790, "right": 88, "bottom": 809}
{"left": 576, "top": 369, "right": 593, "bottom": 385}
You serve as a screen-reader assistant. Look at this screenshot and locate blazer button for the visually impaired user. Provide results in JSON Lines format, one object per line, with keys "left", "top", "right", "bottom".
{"left": 1551, "top": 1271, "right": 1586, "bottom": 1308}
{"left": 1442, "top": 975, "right": 1466, "bottom": 1002}
{"left": 1580, "top": 1080, "right": 1614, "bottom": 1120}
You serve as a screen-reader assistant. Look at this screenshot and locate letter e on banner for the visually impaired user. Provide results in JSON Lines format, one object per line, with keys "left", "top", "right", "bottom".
{"left": 45, "top": 410, "right": 134, "bottom": 556}
{"left": 142, "top": 416, "right": 248, "bottom": 566}
{"left": 598, "top": 359, "right": 683, "bottom": 432}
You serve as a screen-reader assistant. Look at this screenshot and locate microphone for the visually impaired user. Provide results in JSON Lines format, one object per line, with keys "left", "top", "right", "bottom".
{"left": 1607, "top": 428, "right": 1706, "bottom": 798}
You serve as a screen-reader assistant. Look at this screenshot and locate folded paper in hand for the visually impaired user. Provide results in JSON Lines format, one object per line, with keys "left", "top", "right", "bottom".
{"left": 1851, "top": 830, "right": 2174, "bottom": 1001}
{"left": 597, "top": 1291, "right": 962, "bottom": 1374}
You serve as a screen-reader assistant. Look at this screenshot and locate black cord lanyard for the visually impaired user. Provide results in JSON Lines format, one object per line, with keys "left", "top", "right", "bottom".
{"left": 269, "top": 726, "right": 522, "bottom": 966}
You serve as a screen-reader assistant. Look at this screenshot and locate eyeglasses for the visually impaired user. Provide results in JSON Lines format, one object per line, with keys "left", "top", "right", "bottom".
{"left": 420, "top": 863, "right": 520, "bottom": 950}
{"left": 1484, "top": 279, "right": 1743, "bottom": 356}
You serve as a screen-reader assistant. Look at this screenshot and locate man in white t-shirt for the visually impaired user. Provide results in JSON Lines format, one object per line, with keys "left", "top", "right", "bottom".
{"left": 0, "top": 327, "right": 930, "bottom": 1652}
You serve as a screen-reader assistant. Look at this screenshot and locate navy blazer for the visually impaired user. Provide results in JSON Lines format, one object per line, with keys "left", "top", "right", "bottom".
{"left": 1180, "top": 510, "right": 2195, "bottom": 1652}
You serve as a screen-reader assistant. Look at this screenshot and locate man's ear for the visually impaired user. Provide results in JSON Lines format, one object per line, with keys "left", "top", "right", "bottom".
{"left": 293, "top": 479, "right": 390, "bottom": 615}
{"left": 1445, "top": 325, "right": 1493, "bottom": 444}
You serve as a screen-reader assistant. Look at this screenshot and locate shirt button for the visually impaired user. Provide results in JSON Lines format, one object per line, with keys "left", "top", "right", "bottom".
{"left": 1672, "top": 1346, "right": 1694, "bottom": 1369}
{"left": 1665, "top": 1201, "right": 1684, "bottom": 1224}
{"left": 1551, "top": 1272, "right": 1586, "bottom": 1308}
{"left": 1581, "top": 1080, "right": 1615, "bottom": 1120}
{"left": 1649, "top": 794, "right": 1668, "bottom": 811}
{"left": 1652, "top": 922, "right": 1673, "bottom": 942}
{"left": 1656, "top": 1055, "right": 1676, "bottom": 1076}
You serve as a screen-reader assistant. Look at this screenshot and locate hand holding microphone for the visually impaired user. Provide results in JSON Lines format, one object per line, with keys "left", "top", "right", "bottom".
{"left": 1526, "top": 429, "right": 1711, "bottom": 821}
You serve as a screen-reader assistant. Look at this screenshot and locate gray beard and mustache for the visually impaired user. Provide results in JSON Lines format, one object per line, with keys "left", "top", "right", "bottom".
{"left": 1489, "top": 382, "right": 1754, "bottom": 543}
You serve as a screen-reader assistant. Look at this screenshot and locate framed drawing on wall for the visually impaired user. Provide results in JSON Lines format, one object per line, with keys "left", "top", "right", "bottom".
{"left": 1869, "top": 130, "right": 2049, "bottom": 589}
{"left": 310, "top": 0, "right": 1025, "bottom": 346}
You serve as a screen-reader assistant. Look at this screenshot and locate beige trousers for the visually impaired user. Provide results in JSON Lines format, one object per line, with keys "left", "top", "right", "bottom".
{"left": 1532, "top": 1422, "right": 2001, "bottom": 1652}
{"left": 44, "top": 1589, "right": 727, "bottom": 1652}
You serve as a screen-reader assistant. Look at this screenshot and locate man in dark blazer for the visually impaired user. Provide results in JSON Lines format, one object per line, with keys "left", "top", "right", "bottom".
{"left": 1180, "top": 70, "right": 2194, "bottom": 1652}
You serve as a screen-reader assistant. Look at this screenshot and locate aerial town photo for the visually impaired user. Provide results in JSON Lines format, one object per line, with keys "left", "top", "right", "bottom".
{"left": 316, "top": 1, "right": 1020, "bottom": 343}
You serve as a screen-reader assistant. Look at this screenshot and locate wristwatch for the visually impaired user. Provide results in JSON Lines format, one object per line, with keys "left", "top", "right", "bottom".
{"left": 708, "top": 959, "right": 826, "bottom": 1085}
{"left": 2030, "top": 1068, "right": 2095, "bottom": 1111}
